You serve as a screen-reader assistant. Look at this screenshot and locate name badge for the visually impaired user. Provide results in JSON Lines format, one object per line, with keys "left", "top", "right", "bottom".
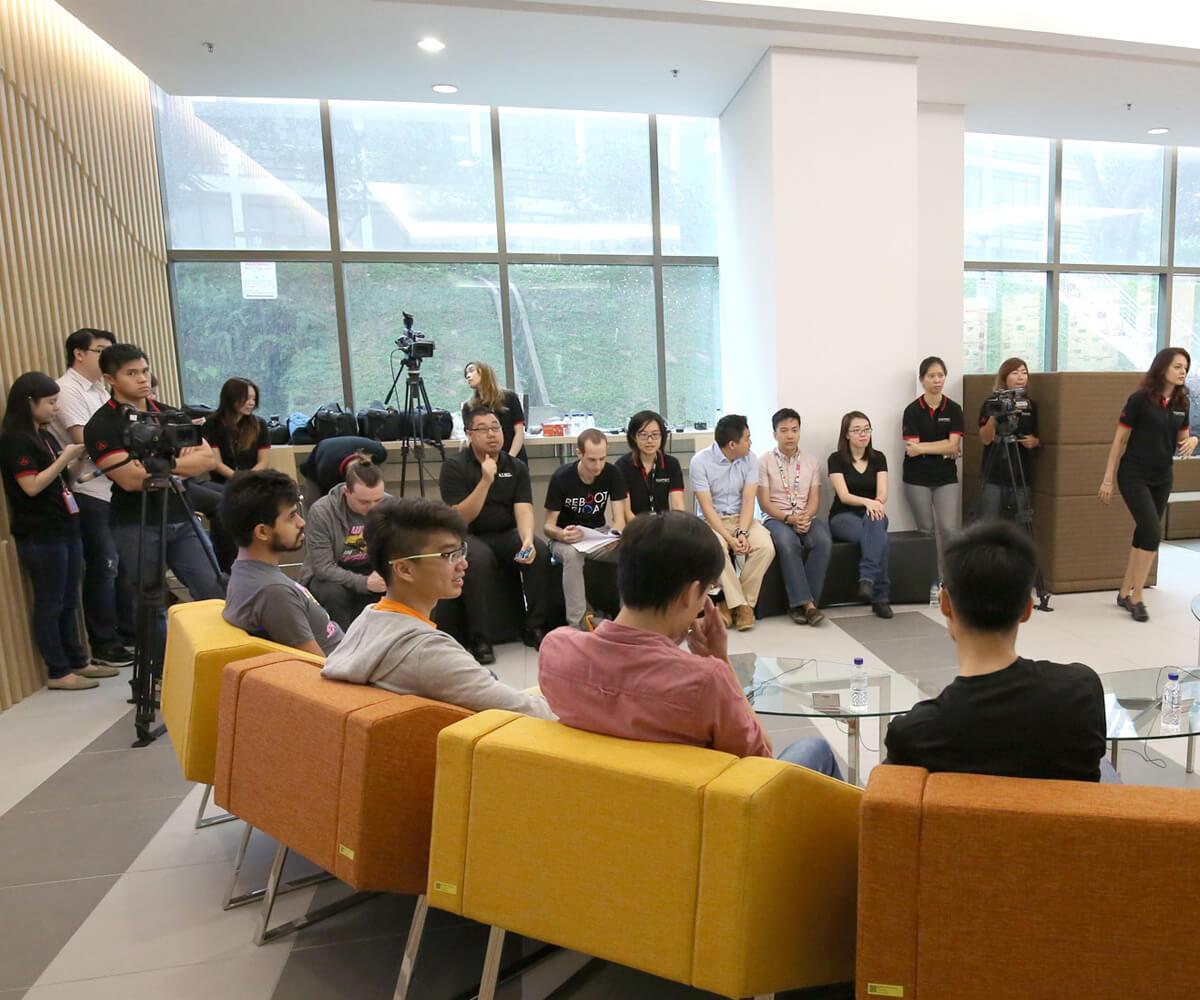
{"left": 937, "top": 417, "right": 951, "bottom": 423}
{"left": 497, "top": 471, "right": 513, "bottom": 478}
{"left": 63, "top": 488, "right": 80, "bottom": 514}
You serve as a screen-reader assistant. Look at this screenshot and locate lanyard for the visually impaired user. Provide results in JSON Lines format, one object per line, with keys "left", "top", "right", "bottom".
{"left": 773, "top": 449, "right": 805, "bottom": 513}
{"left": 636, "top": 452, "right": 661, "bottom": 513}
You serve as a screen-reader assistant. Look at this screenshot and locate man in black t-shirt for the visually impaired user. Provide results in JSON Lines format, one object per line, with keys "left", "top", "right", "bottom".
{"left": 83, "top": 345, "right": 226, "bottom": 669}
{"left": 544, "top": 429, "right": 627, "bottom": 630}
{"left": 439, "top": 406, "right": 550, "bottom": 662}
{"left": 885, "top": 520, "right": 1110, "bottom": 783}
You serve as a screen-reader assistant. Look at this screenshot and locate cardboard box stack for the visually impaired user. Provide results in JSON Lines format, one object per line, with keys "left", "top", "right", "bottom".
{"left": 963, "top": 371, "right": 1156, "bottom": 593}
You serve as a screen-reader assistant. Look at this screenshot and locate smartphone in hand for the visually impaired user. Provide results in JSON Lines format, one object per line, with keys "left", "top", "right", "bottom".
{"left": 515, "top": 546, "right": 534, "bottom": 561}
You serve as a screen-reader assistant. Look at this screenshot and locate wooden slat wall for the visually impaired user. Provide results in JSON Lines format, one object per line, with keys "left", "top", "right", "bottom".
{"left": 0, "top": 0, "right": 175, "bottom": 709}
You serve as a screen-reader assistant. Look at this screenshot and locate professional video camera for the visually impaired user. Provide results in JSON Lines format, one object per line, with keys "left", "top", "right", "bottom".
{"left": 121, "top": 408, "right": 203, "bottom": 471}
{"left": 395, "top": 312, "right": 435, "bottom": 369}
{"left": 982, "top": 386, "right": 1032, "bottom": 440}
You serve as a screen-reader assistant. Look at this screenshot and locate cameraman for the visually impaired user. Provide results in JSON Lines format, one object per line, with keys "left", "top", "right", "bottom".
{"left": 977, "top": 357, "right": 1039, "bottom": 521}
{"left": 84, "top": 345, "right": 226, "bottom": 667}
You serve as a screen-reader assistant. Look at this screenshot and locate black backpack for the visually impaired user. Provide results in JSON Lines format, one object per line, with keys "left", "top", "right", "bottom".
{"left": 265, "top": 414, "right": 290, "bottom": 445}
{"left": 356, "top": 401, "right": 403, "bottom": 441}
{"left": 305, "top": 402, "right": 358, "bottom": 442}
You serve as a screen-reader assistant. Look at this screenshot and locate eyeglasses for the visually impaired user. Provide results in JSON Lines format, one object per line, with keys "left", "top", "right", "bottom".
{"left": 849, "top": 426, "right": 872, "bottom": 435}
{"left": 86, "top": 347, "right": 107, "bottom": 354}
{"left": 467, "top": 424, "right": 502, "bottom": 434}
{"left": 390, "top": 542, "right": 468, "bottom": 570}
{"left": 635, "top": 430, "right": 662, "bottom": 441}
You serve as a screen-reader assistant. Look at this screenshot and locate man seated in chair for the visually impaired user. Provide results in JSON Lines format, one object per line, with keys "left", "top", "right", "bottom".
{"left": 219, "top": 470, "right": 343, "bottom": 657}
{"left": 438, "top": 405, "right": 551, "bottom": 665}
{"left": 321, "top": 498, "right": 555, "bottom": 718}
{"left": 884, "top": 520, "right": 1110, "bottom": 782}
{"left": 537, "top": 510, "right": 840, "bottom": 777}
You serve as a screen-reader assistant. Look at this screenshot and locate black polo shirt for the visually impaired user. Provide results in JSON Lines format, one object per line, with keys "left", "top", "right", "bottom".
{"left": 439, "top": 447, "right": 532, "bottom": 535}
{"left": 84, "top": 399, "right": 191, "bottom": 526}
{"left": 902, "top": 396, "right": 964, "bottom": 487}
{"left": 1119, "top": 390, "right": 1189, "bottom": 481}
{"left": 0, "top": 429, "right": 80, "bottom": 540}
{"left": 614, "top": 451, "right": 684, "bottom": 515}
{"left": 202, "top": 414, "right": 270, "bottom": 484}
{"left": 978, "top": 398, "right": 1038, "bottom": 487}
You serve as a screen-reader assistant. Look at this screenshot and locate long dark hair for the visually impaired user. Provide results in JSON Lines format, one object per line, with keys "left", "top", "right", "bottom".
{"left": 2, "top": 372, "right": 60, "bottom": 436}
{"left": 836, "top": 410, "right": 878, "bottom": 465}
{"left": 215, "top": 377, "right": 262, "bottom": 453}
{"left": 1141, "top": 348, "right": 1191, "bottom": 410}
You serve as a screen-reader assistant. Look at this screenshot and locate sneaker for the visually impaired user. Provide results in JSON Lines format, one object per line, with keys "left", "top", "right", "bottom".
{"left": 804, "top": 605, "right": 825, "bottom": 626}
{"left": 76, "top": 664, "right": 120, "bottom": 679}
{"left": 732, "top": 605, "right": 756, "bottom": 631}
{"left": 1131, "top": 601, "right": 1149, "bottom": 623}
{"left": 48, "top": 673, "right": 99, "bottom": 690}
{"left": 1116, "top": 593, "right": 1133, "bottom": 612}
{"left": 90, "top": 646, "right": 133, "bottom": 668}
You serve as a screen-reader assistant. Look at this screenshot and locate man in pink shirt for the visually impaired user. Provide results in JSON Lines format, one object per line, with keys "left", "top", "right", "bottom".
{"left": 538, "top": 510, "right": 840, "bottom": 776}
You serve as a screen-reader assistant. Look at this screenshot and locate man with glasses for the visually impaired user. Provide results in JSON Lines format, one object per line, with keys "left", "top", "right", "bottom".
{"left": 438, "top": 405, "right": 551, "bottom": 663}
{"left": 321, "top": 498, "right": 554, "bottom": 718}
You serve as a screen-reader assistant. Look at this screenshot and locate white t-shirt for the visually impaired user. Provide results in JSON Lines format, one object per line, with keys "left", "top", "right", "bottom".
{"left": 51, "top": 367, "right": 112, "bottom": 502}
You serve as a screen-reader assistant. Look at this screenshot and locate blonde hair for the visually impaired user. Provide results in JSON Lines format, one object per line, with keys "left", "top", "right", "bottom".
{"left": 464, "top": 360, "right": 506, "bottom": 412}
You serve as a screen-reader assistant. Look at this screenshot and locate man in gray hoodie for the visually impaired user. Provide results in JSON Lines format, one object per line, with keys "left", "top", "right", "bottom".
{"left": 300, "top": 459, "right": 393, "bottom": 630}
{"left": 321, "top": 497, "right": 554, "bottom": 719}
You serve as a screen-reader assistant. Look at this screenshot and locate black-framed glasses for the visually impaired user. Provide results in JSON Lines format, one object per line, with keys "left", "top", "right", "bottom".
{"left": 467, "top": 424, "right": 502, "bottom": 434}
{"left": 635, "top": 429, "right": 662, "bottom": 441}
{"left": 389, "top": 543, "right": 468, "bottom": 571}
{"left": 849, "top": 426, "right": 872, "bottom": 435}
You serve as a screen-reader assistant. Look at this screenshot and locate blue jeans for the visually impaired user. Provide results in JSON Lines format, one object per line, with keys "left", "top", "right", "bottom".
{"left": 112, "top": 519, "right": 226, "bottom": 668}
{"left": 830, "top": 511, "right": 890, "bottom": 600}
{"left": 15, "top": 536, "right": 88, "bottom": 679}
{"left": 763, "top": 516, "right": 832, "bottom": 608}
{"left": 76, "top": 493, "right": 130, "bottom": 649}
{"left": 776, "top": 736, "right": 844, "bottom": 780}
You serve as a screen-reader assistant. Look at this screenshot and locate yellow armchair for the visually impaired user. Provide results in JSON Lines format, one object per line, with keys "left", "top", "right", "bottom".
{"left": 427, "top": 710, "right": 862, "bottom": 1000}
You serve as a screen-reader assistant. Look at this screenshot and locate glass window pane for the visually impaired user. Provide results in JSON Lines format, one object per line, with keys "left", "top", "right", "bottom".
{"left": 1060, "top": 140, "right": 1164, "bottom": 266}
{"left": 962, "top": 271, "right": 1047, "bottom": 374}
{"left": 963, "top": 134, "right": 1051, "bottom": 263}
{"left": 1173, "top": 148, "right": 1200, "bottom": 267}
{"left": 329, "top": 101, "right": 497, "bottom": 252}
{"left": 663, "top": 266, "right": 720, "bottom": 425}
{"left": 1171, "top": 275, "right": 1200, "bottom": 355}
{"left": 173, "top": 262, "right": 342, "bottom": 417}
{"left": 343, "top": 263, "right": 504, "bottom": 414}
{"left": 157, "top": 95, "right": 330, "bottom": 250}
{"left": 508, "top": 265, "right": 657, "bottom": 427}
{"left": 657, "top": 116, "right": 718, "bottom": 257}
{"left": 499, "top": 109, "right": 652, "bottom": 254}
{"left": 1058, "top": 272, "right": 1159, "bottom": 371}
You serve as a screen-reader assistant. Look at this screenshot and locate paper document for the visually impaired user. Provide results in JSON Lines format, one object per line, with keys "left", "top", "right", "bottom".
{"left": 568, "top": 526, "right": 621, "bottom": 554}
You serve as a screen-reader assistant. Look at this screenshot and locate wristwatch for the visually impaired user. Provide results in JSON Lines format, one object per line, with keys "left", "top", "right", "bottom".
{"left": 734, "top": 528, "right": 749, "bottom": 538}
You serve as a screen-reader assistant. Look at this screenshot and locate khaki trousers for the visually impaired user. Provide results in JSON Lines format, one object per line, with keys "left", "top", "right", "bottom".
{"left": 711, "top": 515, "right": 774, "bottom": 611}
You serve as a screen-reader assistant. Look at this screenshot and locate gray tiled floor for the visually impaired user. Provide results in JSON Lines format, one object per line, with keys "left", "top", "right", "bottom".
{"left": 7, "top": 745, "right": 189, "bottom": 815}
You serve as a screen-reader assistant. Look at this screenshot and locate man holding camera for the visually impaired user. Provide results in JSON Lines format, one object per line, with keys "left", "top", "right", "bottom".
{"left": 439, "top": 405, "right": 550, "bottom": 663}
{"left": 84, "top": 344, "right": 226, "bottom": 666}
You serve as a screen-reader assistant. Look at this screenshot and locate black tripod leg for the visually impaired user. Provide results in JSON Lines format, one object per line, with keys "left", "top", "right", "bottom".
{"left": 169, "top": 477, "right": 226, "bottom": 587}
{"left": 1007, "top": 441, "right": 1053, "bottom": 612}
{"left": 133, "top": 484, "right": 169, "bottom": 746}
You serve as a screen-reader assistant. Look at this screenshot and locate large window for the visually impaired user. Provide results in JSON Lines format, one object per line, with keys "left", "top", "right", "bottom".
{"left": 159, "top": 96, "right": 720, "bottom": 422}
{"left": 966, "top": 134, "right": 1196, "bottom": 375}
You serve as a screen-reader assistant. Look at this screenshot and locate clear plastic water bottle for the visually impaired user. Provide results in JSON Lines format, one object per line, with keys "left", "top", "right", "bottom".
{"left": 850, "top": 657, "right": 868, "bottom": 711}
{"left": 586, "top": 412, "right": 595, "bottom": 429}
{"left": 1162, "top": 669, "right": 1182, "bottom": 732}
{"left": 929, "top": 579, "right": 941, "bottom": 607}
{"left": 714, "top": 407, "right": 723, "bottom": 428}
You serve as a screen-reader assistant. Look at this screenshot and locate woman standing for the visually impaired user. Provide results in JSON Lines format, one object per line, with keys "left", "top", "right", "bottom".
{"left": 977, "top": 357, "right": 1040, "bottom": 520}
{"left": 615, "top": 410, "right": 685, "bottom": 518}
{"left": 828, "top": 411, "right": 892, "bottom": 619}
{"left": 201, "top": 377, "right": 271, "bottom": 485}
{"left": 1099, "top": 348, "right": 1197, "bottom": 622}
{"left": 902, "top": 356, "right": 964, "bottom": 563}
{"left": 0, "top": 373, "right": 115, "bottom": 689}
{"left": 462, "top": 361, "right": 527, "bottom": 464}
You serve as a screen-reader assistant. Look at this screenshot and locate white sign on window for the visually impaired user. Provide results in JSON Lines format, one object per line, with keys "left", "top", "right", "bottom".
{"left": 240, "top": 261, "right": 278, "bottom": 300}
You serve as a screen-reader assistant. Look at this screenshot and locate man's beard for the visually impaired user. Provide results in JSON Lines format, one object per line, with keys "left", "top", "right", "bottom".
{"left": 269, "top": 532, "right": 304, "bottom": 554}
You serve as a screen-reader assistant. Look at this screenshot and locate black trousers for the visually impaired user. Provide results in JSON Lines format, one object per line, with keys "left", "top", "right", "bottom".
{"left": 1117, "top": 464, "right": 1171, "bottom": 552}
{"left": 461, "top": 530, "right": 550, "bottom": 638}
{"left": 308, "top": 576, "right": 376, "bottom": 631}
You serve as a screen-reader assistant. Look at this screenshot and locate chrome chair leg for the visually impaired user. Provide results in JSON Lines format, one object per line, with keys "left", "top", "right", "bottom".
{"left": 253, "top": 842, "right": 374, "bottom": 946}
{"left": 223, "top": 824, "right": 332, "bottom": 910}
{"left": 194, "top": 783, "right": 237, "bottom": 829}
{"left": 391, "top": 894, "right": 429, "bottom": 1000}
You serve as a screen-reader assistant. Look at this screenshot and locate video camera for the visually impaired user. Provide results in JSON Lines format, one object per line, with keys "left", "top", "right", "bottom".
{"left": 121, "top": 407, "right": 202, "bottom": 470}
{"left": 982, "top": 386, "right": 1032, "bottom": 440}
{"left": 395, "top": 312, "right": 435, "bottom": 369}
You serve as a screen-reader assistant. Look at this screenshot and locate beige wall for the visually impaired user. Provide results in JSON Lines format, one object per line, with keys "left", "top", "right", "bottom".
{"left": 0, "top": 0, "right": 175, "bottom": 709}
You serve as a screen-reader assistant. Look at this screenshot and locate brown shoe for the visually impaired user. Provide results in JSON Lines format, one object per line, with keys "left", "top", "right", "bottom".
{"left": 803, "top": 605, "right": 825, "bottom": 626}
{"left": 787, "top": 606, "right": 808, "bottom": 625}
{"left": 47, "top": 673, "right": 99, "bottom": 691}
{"left": 732, "top": 605, "right": 756, "bottom": 631}
{"left": 716, "top": 601, "right": 734, "bottom": 628}
{"left": 76, "top": 664, "right": 119, "bottom": 679}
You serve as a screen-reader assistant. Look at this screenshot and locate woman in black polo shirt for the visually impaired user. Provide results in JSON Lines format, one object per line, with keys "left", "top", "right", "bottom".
{"left": 201, "top": 377, "right": 270, "bottom": 485}
{"left": 1099, "top": 348, "right": 1197, "bottom": 622}
{"left": 0, "top": 372, "right": 107, "bottom": 690}
{"left": 462, "top": 361, "right": 528, "bottom": 464}
{"left": 902, "top": 356, "right": 964, "bottom": 565}
{"left": 977, "top": 356, "right": 1039, "bottom": 520}
{"left": 615, "top": 410, "right": 685, "bottom": 518}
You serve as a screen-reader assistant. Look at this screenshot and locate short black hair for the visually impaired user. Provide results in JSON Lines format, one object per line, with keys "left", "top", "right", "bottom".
{"left": 64, "top": 328, "right": 115, "bottom": 369}
{"left": 715, "top": 413, "right": 749, "bottom": 449}
{"left": 919, "top": 355, "right": 947, "bottom": 379}
{"left": 617, "top": 511, "right": 725, "bottom": 612}
{"left": 771, "top": 407, "right": 801, "bottom": 430}
{"left": 219, "top": 470, "right": 301, "bottom": 548}
{"left": 99, "top": 343, "right": 147, "bottom": 377}
{"left": 625, "top": 410, "right": 668, "bottom": 453}
{"left": 366, "top": 498, "right": 466, "bottom": 584}
{"left": 942, "top": 520, "right": 1038, "bottom": 632}
{"left": 464, "top": 404, "right": 497, "bottom": 430}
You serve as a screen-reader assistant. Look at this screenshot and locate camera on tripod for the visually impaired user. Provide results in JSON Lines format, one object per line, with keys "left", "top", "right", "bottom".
{"left": 396, "top": 312, "right": 435, "bottom": 368}
{"left": 121, "top": 408, "right": 202, "bottom": 470}
{"left": 983, "top": 387, "right": 1032, "bottom": 440}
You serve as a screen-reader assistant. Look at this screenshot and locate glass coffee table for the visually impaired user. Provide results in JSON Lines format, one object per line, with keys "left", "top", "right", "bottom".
{"left": 1103, "top": 666, "right": 1200, "bottom": 774}
{"left": 731, "top": 653, "right": 927, "bottom": 786}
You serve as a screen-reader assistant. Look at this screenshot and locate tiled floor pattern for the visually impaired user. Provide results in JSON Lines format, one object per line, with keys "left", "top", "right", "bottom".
{"left": 4, "top": 541, "right": 1200, "bottom": 997}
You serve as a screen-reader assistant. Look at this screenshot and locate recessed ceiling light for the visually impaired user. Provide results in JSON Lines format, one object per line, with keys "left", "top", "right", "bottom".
{"left": 432, "top": 84, "right": 458, "bottom": 95}
{"left": 1148, "top": 127, "right": 1170, "bottom": 135}
{"left": 457, "top": 159, "right": 475, "bottom": 167}
{"left": 418, "top": 37, "right": 445, "bottom": 53}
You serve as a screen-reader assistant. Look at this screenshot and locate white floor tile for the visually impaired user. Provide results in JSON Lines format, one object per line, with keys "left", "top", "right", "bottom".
{"left": 25, "top": 951, "right": 290, "bottom": 1000}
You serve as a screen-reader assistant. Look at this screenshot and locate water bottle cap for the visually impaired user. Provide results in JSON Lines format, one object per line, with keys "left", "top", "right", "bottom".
{"left": 854, "top": 657, "right": 864, "bottom": 666}
{"left": 1168, "top": 669, "right": 1180, "bottom": 680}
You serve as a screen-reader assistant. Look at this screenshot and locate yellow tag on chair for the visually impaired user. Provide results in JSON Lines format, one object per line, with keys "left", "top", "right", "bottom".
{"left": 337, "top": 844, "right": 356, "bottom": 860}
{"left": 432, "top": 881, "right": 458, "bottom": 895}
{"left": 867, "top": 985, "right": 904, "bottom": 997}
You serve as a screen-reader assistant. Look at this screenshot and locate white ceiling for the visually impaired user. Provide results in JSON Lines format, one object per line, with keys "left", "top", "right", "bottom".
{"left": 57, "top": 0, "right": 1200, "bottom": 144}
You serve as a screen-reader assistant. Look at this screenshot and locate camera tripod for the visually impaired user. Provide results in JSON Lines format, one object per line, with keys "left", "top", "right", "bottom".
{"left": 975, "top": 431, "right": 1053, "bottom": 612}
{"left": 384, "top": 361, "right": 444, "bottom": 498}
